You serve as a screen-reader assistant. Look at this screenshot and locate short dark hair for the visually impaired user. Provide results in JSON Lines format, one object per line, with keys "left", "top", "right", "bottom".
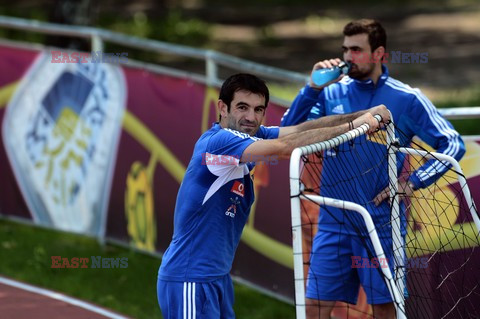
{"left": 343, "top": 19, "right": 387, "bottom": 51}
{"left": 218, "top": 73, "right": 269, "bottom": 121}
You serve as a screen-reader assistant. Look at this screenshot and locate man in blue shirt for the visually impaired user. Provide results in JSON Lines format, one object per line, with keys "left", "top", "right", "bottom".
{"left": 157, "top": 73, "right": 390, "bottom": 318}
{"left": 281, "top": 19, "right": 465, "bottom": 319}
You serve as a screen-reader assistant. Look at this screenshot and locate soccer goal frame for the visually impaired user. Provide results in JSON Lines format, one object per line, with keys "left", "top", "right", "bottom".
{"left": 289, "top": 118, "right": 480, "bottom": 319}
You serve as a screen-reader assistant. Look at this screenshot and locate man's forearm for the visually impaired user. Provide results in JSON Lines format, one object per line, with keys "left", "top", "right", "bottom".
{"left": 295, "top": 110, "right": 367, "bottom": 133}
{"left": 279, "top": 122, "right": 351, "bottom": 157}
{"left": 244, "top": 112, "right": 379, "bottom": 161}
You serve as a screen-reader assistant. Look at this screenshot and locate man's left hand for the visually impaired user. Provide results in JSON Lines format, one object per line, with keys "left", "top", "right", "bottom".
{"left": 373, "top": 180, "right": 415, "bottom": 206}
{"left": 368, "top": 104, "right": 391, "bottom": 127}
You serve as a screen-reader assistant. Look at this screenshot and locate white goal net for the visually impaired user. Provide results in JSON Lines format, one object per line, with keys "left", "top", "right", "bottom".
{"left": 289, "top": 120, "right": 480, "bottom": 319}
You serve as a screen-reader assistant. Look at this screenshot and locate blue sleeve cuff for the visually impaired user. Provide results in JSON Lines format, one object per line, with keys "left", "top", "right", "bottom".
{"left": 302, "top": 84, "right": 322, "bottom": 100}
{"left": 408, "top": 174, "right": 423, "bottom": 190}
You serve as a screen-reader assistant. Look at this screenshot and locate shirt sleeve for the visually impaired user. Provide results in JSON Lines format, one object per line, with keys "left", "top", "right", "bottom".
{"left": 406, "top": 90, "right": 466, "bottom": 189}
{"left": 280, "top": 85, "right": 326, "bottom": 126}
{"left": 256, "top": 125, "right": 279, "bottom": 139}
{"left": 206, "top": 128, "right": 260, "bottom": 165}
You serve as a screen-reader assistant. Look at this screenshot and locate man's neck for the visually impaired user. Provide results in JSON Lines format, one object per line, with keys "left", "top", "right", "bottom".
{"left": 360, "top": 63, "right": 383, "bottom": 85}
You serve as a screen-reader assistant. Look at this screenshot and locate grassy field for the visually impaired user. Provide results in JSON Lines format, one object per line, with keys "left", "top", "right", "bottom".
{"left": 0, "top": 218, "right": 295, "bottom": 319}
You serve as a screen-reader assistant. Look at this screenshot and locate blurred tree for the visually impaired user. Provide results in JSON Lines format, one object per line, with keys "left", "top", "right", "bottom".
{"left": 47, "top": 0, "right": 95, "bottom": 50}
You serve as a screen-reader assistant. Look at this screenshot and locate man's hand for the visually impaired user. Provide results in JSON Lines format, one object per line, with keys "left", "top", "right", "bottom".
{"left": 309, "top": 58, "right": 344, "bottom": 90}
{"left": 373, "top": 180, "right": 416, "bottom": 206}
{"left": 368, "top": 104, "right": 391, "bottom": 126}
{"left": 352, "top": 113, "right": 379, "bottom": 134}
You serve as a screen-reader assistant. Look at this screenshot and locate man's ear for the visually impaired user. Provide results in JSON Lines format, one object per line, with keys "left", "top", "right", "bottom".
{"left": 372, "top": 46, "right": 385, "bottom": 63}
{"left": 217, "top": 100, "right": 228, "bottom": 119}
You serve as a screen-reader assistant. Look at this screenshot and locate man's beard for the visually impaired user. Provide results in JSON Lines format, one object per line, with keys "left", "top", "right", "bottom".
{"left": 348, "top": 63, "right": 375, "bottom": 80}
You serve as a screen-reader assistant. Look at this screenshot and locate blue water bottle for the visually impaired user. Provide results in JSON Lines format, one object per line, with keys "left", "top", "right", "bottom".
{"left": 311, "top": 61, "right": 351, "bottom": 86}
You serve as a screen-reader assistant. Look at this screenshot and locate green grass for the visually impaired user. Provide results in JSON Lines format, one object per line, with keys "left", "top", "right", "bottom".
{"left": 0, "top": 218, "right": 295, "bottom": 319}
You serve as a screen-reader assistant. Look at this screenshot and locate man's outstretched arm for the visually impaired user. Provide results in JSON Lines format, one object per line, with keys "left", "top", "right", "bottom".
{"left": 278, "top": 104, "right": 389, "bottom": 138}
{"left": 243, "top": 112, "right": 384, "bottom": 162}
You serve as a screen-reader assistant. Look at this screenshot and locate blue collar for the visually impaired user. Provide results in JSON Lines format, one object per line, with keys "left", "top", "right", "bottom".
{"left": 352, "top": 65, "right": 389, "bottom": 90}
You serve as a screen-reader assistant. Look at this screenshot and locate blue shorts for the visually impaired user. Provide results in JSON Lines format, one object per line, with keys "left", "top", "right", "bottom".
{"left": 306, "top": 231, "right": 394, "bottom": 305}
{"left": 157, "top": 274, "right": 235, "bottom": 319}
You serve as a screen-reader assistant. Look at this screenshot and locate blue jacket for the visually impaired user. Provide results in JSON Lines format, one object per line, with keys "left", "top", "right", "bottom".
{"left": 281, "top": 65, "right": 465, "bottom": 237}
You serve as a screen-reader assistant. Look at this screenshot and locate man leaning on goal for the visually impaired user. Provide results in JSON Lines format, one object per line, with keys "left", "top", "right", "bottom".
{"left": 280, "top": 19, "right": 465, "bottom": 319}
{"left": 156, "top": 73, "right": 390, "bottom": 318}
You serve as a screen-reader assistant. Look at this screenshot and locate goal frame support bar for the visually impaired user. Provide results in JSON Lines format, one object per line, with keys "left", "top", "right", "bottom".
{"left": 387, "top": 120, "right": 406, "bottom": 307}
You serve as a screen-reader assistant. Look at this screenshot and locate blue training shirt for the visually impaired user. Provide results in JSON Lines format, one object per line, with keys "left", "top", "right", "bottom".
{"left": 158, "top": 123, "right": 279, "bottom": 282}
{"left": 281, "top": 65, "right": 465, "bottom": 238}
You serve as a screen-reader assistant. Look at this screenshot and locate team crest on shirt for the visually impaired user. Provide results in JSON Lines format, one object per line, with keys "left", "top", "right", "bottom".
{"left": 225, "top": 197, "right": 240, "bottom": 218}
{"left": 231, "top": 181, "right": 244, "bottom": 197}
